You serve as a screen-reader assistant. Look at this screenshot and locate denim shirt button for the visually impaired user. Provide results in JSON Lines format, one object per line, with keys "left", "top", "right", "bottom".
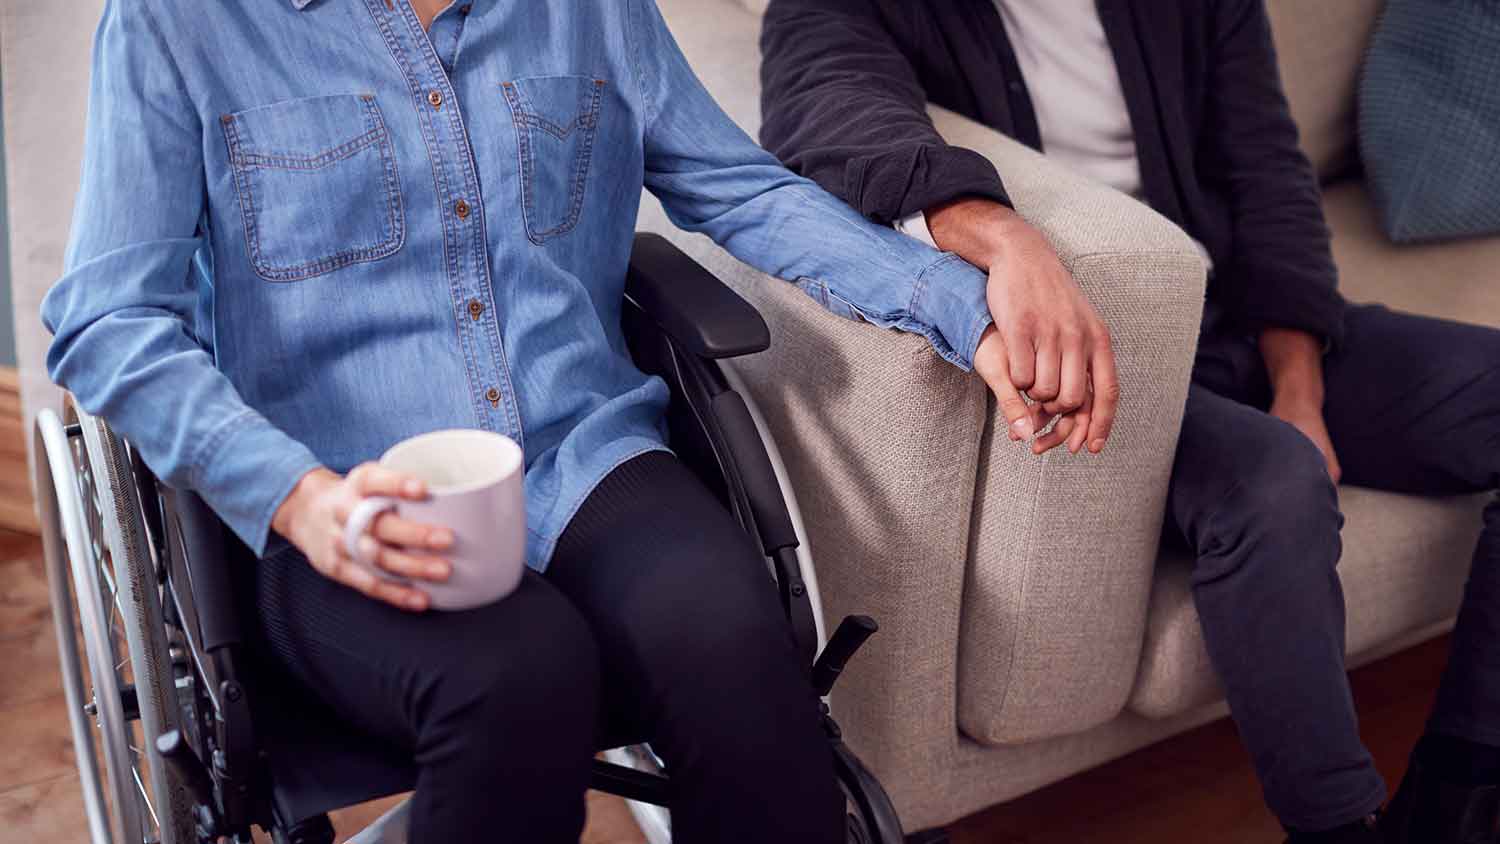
{"left": 454, "top": 199, "right": 470, "bottom": 219}
{"left": 485, "top": 387, "right": 501, "bottom": 406}
{"left": 468, "top": 299, "right": 484, "bottom": 320}
{"left": 428, "top": 90, "right": 443, "bottom": 109}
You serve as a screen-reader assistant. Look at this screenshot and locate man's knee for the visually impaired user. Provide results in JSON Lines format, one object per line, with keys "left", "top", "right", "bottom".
{"left": 1197, "top": 422, "right": 1343, "bottom": 580}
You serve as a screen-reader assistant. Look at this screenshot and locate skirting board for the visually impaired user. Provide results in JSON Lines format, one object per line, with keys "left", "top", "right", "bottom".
{"left": 0, "top": 367, "right": 39, "bottom": 534}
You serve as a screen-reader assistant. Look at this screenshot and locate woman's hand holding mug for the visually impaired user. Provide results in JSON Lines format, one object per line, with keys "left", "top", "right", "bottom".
{"left": 271, "top": 464, "right": 455, "bottom": 612}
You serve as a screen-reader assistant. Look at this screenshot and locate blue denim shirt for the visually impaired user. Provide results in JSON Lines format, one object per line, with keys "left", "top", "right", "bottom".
{"left": 42, "top": 0, "right": 992, "bottom": 570}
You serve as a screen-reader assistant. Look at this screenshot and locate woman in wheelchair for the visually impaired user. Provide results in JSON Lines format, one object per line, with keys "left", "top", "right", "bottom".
{"left": 41, "top": 0, "right": 1002, "bottom": 840}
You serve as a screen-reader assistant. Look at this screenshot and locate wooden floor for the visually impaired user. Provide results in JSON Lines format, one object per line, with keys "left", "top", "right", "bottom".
{"left": 0, "top": 525, "right": 1441, "bottom": 843}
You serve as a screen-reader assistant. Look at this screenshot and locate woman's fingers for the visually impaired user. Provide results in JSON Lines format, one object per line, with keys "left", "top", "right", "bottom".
{"left": 1030, "top": 413, "right": 1075, "bottom": 454}
{"left": 348, "top": 462, "right": 429, "bottom": 500}
{"left": 355, "top": 534, "right": 451, "bottom": 582}
{"left": 371, "top": 512, "right": 455, "bottom": 552}
{"left": 974, "top": 327, "right": 1038, "bottom": 439}
{"left": 327, "top": 554, "right": 430, "bottom": 611}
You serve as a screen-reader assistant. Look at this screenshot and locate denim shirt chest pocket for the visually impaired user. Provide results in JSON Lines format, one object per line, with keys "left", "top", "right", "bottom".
{"left": 501, "top": 75, "right": 607, "bottom": 245}
{"left": 221, "top": 94, "right": 405, "bottom": 282}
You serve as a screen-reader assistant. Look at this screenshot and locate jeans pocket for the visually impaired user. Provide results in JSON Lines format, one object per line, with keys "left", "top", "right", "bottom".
{"left": 222, "top": 93, "right": 405, "bottom": 282}
{"left": 502, "top": 75, "right": 606, "bottom": 245}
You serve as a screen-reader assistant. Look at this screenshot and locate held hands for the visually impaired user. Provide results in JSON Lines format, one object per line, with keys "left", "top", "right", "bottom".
{"left": 270, "top": 465, "right": 455, "bottom": 611}
{"left": 928, "top": 198, "right": 1119, "bottom": 455}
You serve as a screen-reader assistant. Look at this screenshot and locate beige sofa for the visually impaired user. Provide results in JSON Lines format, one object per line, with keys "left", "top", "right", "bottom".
{"left": 640, "top": 0, "right": 1500, "bottom": 832}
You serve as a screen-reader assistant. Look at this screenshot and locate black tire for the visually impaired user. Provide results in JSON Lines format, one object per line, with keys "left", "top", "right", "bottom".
{"left": 38, "top": 400, "right": 198, "bottom": 844}
{"left": 834, "top": 742, "right": 904, "bottom": 844}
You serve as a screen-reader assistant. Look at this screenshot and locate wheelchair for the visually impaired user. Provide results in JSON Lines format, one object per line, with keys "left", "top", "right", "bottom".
{"left": 33, "top": 234, "right": 909, "bottom": 844}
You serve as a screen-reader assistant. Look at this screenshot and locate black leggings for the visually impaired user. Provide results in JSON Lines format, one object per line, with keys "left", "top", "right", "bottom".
{"left": 254, "top": 451, "right": 844, "bottom": 843}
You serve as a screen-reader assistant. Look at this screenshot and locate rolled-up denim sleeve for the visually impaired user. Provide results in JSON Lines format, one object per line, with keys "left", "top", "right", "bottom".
{"left": 41, "top": 0, "right": 320, "bottom": 555}
{"left": 627, "top": 0, "right": 992, "bottom": 370}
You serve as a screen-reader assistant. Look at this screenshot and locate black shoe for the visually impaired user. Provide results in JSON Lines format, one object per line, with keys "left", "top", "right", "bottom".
{"left": 1381, "top": 759, "right": 1500, "bottom": 844}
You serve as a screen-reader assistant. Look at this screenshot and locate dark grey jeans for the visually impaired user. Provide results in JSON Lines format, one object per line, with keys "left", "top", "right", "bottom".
{"left": 1168, "top": 302, "right": 1500, "bottom": 832}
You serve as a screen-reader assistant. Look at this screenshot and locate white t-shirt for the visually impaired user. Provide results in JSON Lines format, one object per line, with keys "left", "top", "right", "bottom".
{"left": 897, "top": 0, "right": 1144, "bottom": 243}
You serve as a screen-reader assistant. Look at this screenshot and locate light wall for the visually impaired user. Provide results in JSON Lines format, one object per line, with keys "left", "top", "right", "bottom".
{"left": 1, "top": 0, "right": 103, "bottom": 432}
{"left": 1, "top": 66, "right": 14, "bottom": 369}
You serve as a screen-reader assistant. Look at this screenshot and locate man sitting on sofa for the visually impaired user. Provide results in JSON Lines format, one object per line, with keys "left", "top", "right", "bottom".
{"left": 757, "top": 1, "right": 1500, "bottom": 842}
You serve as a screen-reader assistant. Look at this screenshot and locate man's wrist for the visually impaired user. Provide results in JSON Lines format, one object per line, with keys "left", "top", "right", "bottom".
{"left": 1259, "top": 327, "right": 1325, "bottom": 406}
{"left": 924, "top": 196, "right": 1031, "bottom": 271}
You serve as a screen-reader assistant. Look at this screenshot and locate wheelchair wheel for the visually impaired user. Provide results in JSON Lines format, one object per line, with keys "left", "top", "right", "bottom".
{"left": 835, "top": 743, "right": 905, "bottom": 844}
{"left": 35, "top": 400, "right": 197, "bottom": 844}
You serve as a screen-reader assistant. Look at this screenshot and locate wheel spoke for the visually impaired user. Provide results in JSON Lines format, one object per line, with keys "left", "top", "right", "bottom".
{"left": 132, "top": 759, "right": 160, "bottom": 830}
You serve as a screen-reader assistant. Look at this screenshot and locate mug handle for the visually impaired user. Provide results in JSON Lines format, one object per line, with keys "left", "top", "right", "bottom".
{"left": 342, "top": 496, "right": 404, "bottom": 579}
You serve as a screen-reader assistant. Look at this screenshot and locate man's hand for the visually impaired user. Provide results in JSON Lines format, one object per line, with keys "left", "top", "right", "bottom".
{"left": 1261, "top": 327, "right": 1341, "bottom": 483}
{"left": 271, "top": 465, "right": 455, "bottom": 611}
{"left": 928, "top": 197, "right": 1119, "bottom": 454}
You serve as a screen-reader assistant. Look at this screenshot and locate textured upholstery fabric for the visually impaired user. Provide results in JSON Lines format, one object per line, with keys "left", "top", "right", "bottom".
{"left": 934, "top": 107, "right": 1207, "bottom": 745}
{"left": 1359, "top": 0, "right": 1500, "bottom": 243}
{"left": 1264, "top": 0, "right": 1385, "bottom": 181}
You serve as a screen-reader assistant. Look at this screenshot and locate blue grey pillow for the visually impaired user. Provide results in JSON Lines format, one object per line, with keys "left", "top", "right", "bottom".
{"left": 1358, "top": 0, "right": 1500, "bottom": 243}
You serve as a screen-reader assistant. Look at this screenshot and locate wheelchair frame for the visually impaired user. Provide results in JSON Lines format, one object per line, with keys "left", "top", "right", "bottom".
{"left": 34, "top": 234, "right": 908, "bottom": 844}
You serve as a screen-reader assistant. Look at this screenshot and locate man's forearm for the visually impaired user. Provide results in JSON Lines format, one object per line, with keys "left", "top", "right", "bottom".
{"left": 760, "top": 0, "right": 1010, "bottom": 221}
{"left": 1260, "top": 327, "right": 1326, "bottom": 403}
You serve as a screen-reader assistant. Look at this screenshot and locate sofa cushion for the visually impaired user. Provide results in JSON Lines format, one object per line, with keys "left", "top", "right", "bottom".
{"left": 1359, "top": 0, "right": 1500, "bottom": 243}
{"left": 1324, "top": 179, "right": 1500, "bottom": 324}
{"left": 1264, "top": 0, "right": 1384, "bottom": 181}
{"left": 1130, "top": 487, "right": 1484, "bottom": 718}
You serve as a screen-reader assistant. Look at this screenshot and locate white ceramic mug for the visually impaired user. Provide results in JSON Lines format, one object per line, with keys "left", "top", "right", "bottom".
{"left": 342, "top": 429, "right": 526, "bottom": 611}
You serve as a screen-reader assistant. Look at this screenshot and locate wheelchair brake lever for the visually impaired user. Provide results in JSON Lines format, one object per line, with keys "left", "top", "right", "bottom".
{"left": 156, "top": 729, "right": 221, "bottom": 836}
{"left": 811, "top": 614, "right": 878, "bottom": 698}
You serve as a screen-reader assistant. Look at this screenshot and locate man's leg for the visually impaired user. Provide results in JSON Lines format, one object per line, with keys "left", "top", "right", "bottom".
{"left": 1316, "top": 304, "right": 1500, "bottom": 839}
{"left": 1167, "top": 383, "right": 1387, "bottom": 834}
{"left": 545, "top": 451, "right": 845, "bottom": 844}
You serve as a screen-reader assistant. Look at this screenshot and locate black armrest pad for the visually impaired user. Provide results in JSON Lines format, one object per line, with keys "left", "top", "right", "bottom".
{"left": 626, "top": 233, "right": 770, "bottom": 359}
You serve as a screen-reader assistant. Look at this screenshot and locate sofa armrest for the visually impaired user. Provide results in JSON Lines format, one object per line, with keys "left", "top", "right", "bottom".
{"left": 924, "top": 106, "right": 1208, "bottom": 746}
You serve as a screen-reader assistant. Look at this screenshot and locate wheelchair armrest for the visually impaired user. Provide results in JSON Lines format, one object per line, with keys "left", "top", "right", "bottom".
{"left": 626, "top": 233, "right": 770, "bottom": 359}
{"left": 162, "top": 486, "right": 247, "bottom": 652}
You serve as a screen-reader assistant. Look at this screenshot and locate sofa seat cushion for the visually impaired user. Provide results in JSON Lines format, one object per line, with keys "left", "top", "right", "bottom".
{"left": 1325, "top": 179, "right": 1500, "bottom": 324}
{"left": 1130, "top": 486, "right": 1484, "bottom": 718}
